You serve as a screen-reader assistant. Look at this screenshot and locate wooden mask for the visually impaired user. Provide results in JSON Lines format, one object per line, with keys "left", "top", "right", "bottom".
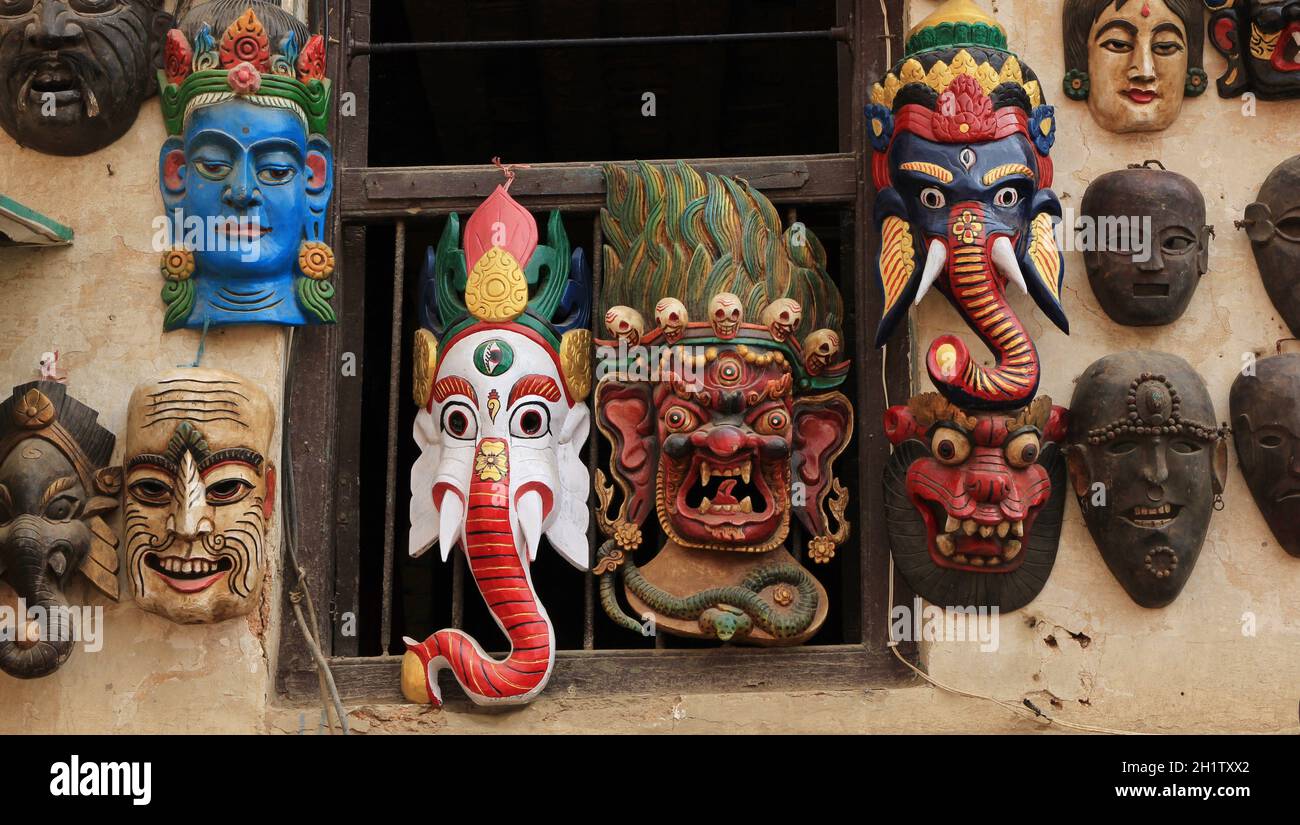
{"left": 1080, "top": 162, "right": 1212, "bottom": 326}
{"left": 0, "top": 1, "right": 171, "bottom": 155}
{"left": 1067, "top": 352, "right": 1227, "bottom": 607}
{"left": 593, "top": 161, "right": 853, "bottom": 646}
{"left": 156, "top": 2, "right": 335, "bottom": 329}
{"left": 884, "top": 394, "right": 1069, "bottom": 612}
{"left": 403, "top": 184, "right": 592, "bottom": 708}
{"left": 1205, "top": 0, "right": 1300, "bottom": 100}
{"left": 868, "top": 0, "right": 1068, "bottom": 412}
{"left": 1063, "top": 0, "right": 1208, "bottom": 132}
{"left": 869, "top": 1, "right": 1071, "bottom": 610}
{"left": 0, "top": 382, "right": 120, "bottom": 679}
{"left": 123, "top": 368, "right": 276, "bottom": 625}
{"left": 1230, "top": 351, "right": 1300, "bottom": 557}
{"left": 1240, "top": 155, "right": 1300, "bottom": 337}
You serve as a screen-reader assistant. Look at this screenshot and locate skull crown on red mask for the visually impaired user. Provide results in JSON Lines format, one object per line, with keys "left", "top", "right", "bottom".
{"left": 593, "top": 160, "right": 853, "bottom": 646}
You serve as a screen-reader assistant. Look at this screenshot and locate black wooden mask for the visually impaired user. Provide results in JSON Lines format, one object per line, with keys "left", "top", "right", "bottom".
{"left": 1241, "top": 155, "right": 1300, "bottom": 337}
{"left": 1067, "top": 352, "right": 1227, "bottom": 608}
{"left": 0, "top": 382, "right": 120, "bottom": 679}
{"left": 1080, "top": 163, "right": 1211, "bottom": 326}
{"left": 0, "top": 0, "right": 170, "bottom": 156}
{"left": 1231, "top": 351, "right": 1300, "bottom": 558}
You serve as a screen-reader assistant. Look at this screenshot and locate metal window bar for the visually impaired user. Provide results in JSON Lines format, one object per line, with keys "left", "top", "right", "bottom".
{"left": 280, "top": 0, "right": 915, "bottom": 701}
{"left": 584, "top": 218, "right": 604, "bottom": 651}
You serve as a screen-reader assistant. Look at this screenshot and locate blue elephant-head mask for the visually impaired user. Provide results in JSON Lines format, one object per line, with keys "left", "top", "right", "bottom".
{"left": 156, "top": 1, "right": 334, "bottom": 329}
{"left": 867, "top": 0, "right": 1068, "bottom": 412}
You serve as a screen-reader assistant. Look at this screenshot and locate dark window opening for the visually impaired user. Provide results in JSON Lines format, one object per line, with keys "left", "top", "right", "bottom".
{"left": 279, "top": 0, "right": 911, "bottom": 702}
{"left": 367, "top": 0, "right": 841, "bottom": 166}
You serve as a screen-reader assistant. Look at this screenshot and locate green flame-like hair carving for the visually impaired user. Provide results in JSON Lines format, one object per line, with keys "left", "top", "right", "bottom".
{"left": 600, "top": 161, "right": 843, "bottom": 344}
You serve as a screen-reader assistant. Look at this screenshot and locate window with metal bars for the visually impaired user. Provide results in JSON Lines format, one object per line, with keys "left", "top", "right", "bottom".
{"left": 279, "top": 0, "right": 913, "bottom": 703}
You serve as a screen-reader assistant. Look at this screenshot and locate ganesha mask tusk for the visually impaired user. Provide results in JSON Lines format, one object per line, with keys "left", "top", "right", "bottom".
{"left": 991, "top": 236, "right": 1030, "bottom": 296}
{"left": 437, "top": 492, "right": 465, "bottom": 563}
{"left": 914, "top": 239, "right": 948, "bottom": 306}
{"left": 515, "top": 489, "right": 545, "bottom": 563}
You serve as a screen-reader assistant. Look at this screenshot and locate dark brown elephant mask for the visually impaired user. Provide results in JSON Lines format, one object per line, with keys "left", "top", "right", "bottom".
{"left": 1080, "top": 162, "right": 1212, "bottom": 326}
{"left": 0, "top": 0, "right": 171, "bottom": 155}
{"left": 1068, "top": 352, "right": 1227, "bottom": 607}
{"left": 1230, "top": 350, "right": 1300, "bottom": 557}
{"left": 0, "top": 382, "right": 119, "bottom": 679}
{"left": 1239, "top": 155, "right": 1300, "bottom": 337}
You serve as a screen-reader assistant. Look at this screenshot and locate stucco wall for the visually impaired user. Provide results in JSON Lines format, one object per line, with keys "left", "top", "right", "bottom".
{"left": 0, "top": 8, "right": 286, "bottom": 735}
{"left": 908, "top": 0, "right": 1300, "bottom": 734}
{"left": 2, "top": 0, "right": 1296, "bottom": 734}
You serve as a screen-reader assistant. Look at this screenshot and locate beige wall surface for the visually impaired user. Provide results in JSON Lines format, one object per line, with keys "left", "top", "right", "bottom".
{"left": 1, "top": 0, "right": 1295, "bottom": 734}
{"left": 906, "top": 0, "right": 1300, "bottom": 734}
{"left": 0, "top": 98, "right": 285, "bottom": 734}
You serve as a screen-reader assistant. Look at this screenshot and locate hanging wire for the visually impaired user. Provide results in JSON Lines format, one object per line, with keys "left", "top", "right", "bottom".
{"left": 280, "top": 327, "right": 349, "bottom": 734}
{"left": 491, "top": 156, "right": 532, "bottom": 190}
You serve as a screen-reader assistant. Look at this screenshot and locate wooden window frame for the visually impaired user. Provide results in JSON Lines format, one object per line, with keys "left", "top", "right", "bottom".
{"left": 278, "top": 0, "right": 915, "bottom": 704}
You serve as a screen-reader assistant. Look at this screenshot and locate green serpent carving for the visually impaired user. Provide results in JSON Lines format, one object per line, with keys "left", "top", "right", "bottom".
{"left": 596, "top": 540, "right": 820, "bottom": 641}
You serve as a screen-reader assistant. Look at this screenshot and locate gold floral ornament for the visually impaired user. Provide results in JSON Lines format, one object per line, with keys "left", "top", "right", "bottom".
{"left": 953, "top": 209, "right": 983, "bottom": 244}
{"left": 464, "top": 247, "right": 529, "bottom": 322}
{"left": 474, "top": 440, "right": 509, "bottom": 482}
{"left": 772, "top": 583, "right": 796, "bottom": 607}
{"left": 299, "top": 241, "right": 335, "bottom": 280}
{"left": 560, "top": 328, "right": 593, "bottom": 402}
{"left": 412, "top": 329, "right": 438, "bottom": 408}
{"left": 808, "top": 536, "right": 836, "bottom": 565}
{"left": 14, "top": 389, "right": 55, "bottom": 429}
{"left": 160, "top": 247, "right": 195, "bottom": 282}
{"left": 614, "top": 520, "right": 642, "bottom": 552}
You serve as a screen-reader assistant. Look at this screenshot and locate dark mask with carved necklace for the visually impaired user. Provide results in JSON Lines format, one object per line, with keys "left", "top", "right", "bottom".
{"left": 1067, "top": 351, "right": 1227, "bottom": 607}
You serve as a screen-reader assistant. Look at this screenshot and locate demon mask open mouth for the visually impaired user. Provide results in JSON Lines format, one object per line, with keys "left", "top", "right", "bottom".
{"left": 1207, "top": 0, "right": 1300, "bottom": 99}
{"left": 652, "top": 354, "right": 797, "bottom": 552}
{"left": 593, "top": 160, "right": 854, "bottom": 645}
{"left": 885, "top": 393, "right": 1068, "bottom": 611}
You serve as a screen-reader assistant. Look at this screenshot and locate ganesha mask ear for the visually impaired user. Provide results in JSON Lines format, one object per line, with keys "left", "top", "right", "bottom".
{"left": 1017, "top": 189, "right": 1068, "bottom": 334}
{"left": 791, "top": 392, "right": 855, "bottom": 547}
{"left": 409, "top": 406, "right": 444, "bottom": 559}
{"left": 593, "top": 379, "right": 658, "bottom": 531}
{"left": 547, "top": 404, "right": 592, "bottom": 570}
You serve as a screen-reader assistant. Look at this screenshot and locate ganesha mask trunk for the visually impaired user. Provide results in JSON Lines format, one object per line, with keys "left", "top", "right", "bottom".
{"left": 927, "top": 203, "right": 1040, "bottom": 410}
{"left": 404, "top": 440, "right": 554, "bottom": 706}
{"left": 0, "top": 517, "right": 78, "bottom": 679}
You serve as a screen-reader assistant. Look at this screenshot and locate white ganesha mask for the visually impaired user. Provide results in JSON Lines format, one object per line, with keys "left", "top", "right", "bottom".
{"left": 404, "top": 184, "right": 592, "bottom": 708}
{"left": 409, "top": 329, "right": 590, "bottom": 568}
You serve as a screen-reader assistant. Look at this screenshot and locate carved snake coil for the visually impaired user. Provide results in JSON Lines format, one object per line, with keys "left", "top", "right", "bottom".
{"left": 596, "top": 540, "right": 819, "bottom": 640}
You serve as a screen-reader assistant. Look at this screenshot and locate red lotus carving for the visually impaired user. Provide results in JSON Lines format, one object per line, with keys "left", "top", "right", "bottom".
{"left": 164, "top": 29, "right": 193, "bottom": 86}
{"left": 932, "top": 74, "right": 997, "bottom": 142}
{"left": 297, "top": 35, "right": 327, "bottom": 83}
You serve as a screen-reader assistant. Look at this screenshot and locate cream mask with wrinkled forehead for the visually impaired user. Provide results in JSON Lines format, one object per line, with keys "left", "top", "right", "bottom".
{"left": 123, "top": 368, "right": 276, "bottom": 624}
